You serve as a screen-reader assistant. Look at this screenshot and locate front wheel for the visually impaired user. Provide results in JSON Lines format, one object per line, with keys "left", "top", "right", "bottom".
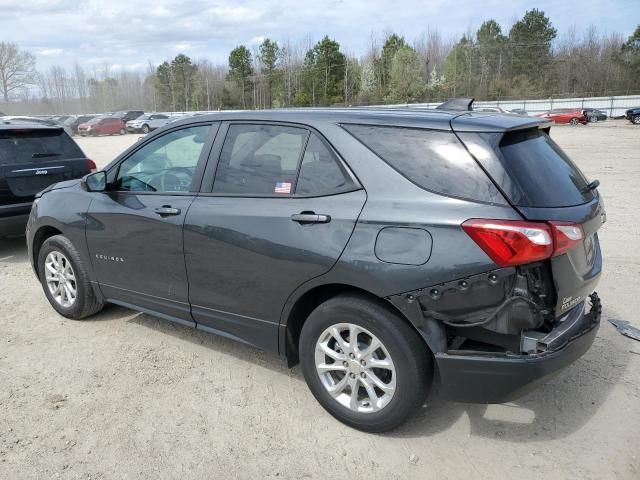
{"left": 633, "top": 115, "right": 640, "bottom": 125}
{"left": 141, "top": 124, "right": 150, "bottom": 134}
{"left": 119, "top": 128, "right": 126, "bottom": 135}
{"left": 38, "top": 235, "right": 104, "bottom": 319}
{"left": 569, "top": 117, "right": 579, "bottom": 126}
{"left": 299, "top": 294, "right": 432, "bottom": 432}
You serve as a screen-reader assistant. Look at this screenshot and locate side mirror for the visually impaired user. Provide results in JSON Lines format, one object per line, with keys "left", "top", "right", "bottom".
{"left": 84, "top": 171, "right": 107, "bottom": 192}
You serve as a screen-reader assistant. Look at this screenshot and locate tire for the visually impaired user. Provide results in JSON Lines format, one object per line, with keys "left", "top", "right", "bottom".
{"left": 569, "top": 117, "right": 579, "bottom": 126}
{"left": 38, "top": 235, "right": 104, "bottom": 320}
{"left": 142, "top": 124, "right": 150, "bottom": 134}
{"left": 299, "top": 293, "right": 432, "bottom": 432}
{"left": 119, "top": 128, "right": 126, "bottom": 135}
{"left": 633, "top": 115, "right": 640, "bottom": 125}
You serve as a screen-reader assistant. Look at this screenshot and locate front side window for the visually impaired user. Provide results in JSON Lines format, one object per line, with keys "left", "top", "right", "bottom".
{"left": 213, "top": 124, "right": 307, "bottom": 195}
{"left": 115, "top": 125, "right": 210, "bottom": 192}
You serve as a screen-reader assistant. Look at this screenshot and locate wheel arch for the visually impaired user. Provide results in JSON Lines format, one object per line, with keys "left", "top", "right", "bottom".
{"left": 31, "top": 225, "right": 64, "bottom": 276}
{"left": 281, "top": 282, "right": 439, "bottom": 367}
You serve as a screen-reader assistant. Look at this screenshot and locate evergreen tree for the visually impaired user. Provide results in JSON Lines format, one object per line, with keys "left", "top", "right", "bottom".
{"left": 227, "top": 45, "right": 253, "bottom": 108}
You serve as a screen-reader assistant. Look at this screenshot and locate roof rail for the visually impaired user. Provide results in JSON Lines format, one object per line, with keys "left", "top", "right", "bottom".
{"left": 436, "top": 98, "right": 475, "bottom": 111}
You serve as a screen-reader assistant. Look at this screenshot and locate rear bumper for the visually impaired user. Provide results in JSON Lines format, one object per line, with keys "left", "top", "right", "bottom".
{"left": 435, "top": 293, "right": 602, "bottom": 403}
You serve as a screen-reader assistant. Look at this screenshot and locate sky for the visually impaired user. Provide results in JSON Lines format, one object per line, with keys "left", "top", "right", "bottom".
{"left": 1, "top": 0, "right": 638, "bottom": 73}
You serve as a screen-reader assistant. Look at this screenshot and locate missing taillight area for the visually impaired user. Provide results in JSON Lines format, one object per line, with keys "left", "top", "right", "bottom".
{"left": 462, "top": 218, "right": 584, "bottom": 267}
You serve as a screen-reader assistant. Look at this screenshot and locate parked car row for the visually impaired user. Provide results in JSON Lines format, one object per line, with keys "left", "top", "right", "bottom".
{"left": 475, "top": 106, "right": 620, "bottom": 125}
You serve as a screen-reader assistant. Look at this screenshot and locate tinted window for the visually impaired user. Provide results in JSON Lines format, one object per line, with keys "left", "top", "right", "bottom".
{"left": 343, "top": 124, "right": 504, "bottom": 203}
{"left": 296, "top": 133, "right": 354, "bottom": 195}
{"left": 213, "top": 124, "right": 307, "bottom": 195}
{"left": 0, "top": 130, "right": 84, "bottom": 165}
{"left": 499, "top": 129, "right": 593, "bottom": 207}
{"left": 115, "top": 125, "right": 210, "bottom": 192}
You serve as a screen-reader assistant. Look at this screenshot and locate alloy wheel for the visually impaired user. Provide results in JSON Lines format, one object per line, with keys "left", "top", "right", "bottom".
{"left": 44, "top": 251, "right": 77, "bottom": 308}
{"left": 314, "top": 323, "right": 396, "bottom": 413}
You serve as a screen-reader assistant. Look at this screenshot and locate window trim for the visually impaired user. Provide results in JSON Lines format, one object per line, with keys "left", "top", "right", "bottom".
{"left": 107, "top": 121, "right": 219, "bottom": 196}
{"left": 201, "top": 120, "right": 362, "bottom": 199}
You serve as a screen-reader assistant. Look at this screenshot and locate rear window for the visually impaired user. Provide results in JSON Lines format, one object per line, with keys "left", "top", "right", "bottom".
{"left": 342, "top": 124, "right": 505, "bottom": 204}
{"left": 498, "top": 129, "right": 593, "bottom": 207}
{"left": 0, "top": 129, "right": 84, "bottom": 165}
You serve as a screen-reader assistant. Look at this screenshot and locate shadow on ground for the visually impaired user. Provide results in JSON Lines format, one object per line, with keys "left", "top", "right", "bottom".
{"left": 0, "top": 236, "right": 28, "bottom": 263}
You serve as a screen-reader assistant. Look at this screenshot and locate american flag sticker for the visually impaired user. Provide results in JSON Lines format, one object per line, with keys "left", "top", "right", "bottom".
{"left": 274, "top": 181, "right": 292, "bottom": 194}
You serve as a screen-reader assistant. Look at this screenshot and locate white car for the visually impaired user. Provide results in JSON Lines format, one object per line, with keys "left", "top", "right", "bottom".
{"left": 126, "top": 114, "right": 170, "bottom": 134}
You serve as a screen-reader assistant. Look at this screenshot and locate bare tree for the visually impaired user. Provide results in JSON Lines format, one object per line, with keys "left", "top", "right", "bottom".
{"left": 0, "top": 42, "right": 37, "bottom": 109}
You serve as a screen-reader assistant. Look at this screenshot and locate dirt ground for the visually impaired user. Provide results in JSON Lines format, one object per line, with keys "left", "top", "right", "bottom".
{"left": 1, "top": 121, "right": 639, "bottom": 479}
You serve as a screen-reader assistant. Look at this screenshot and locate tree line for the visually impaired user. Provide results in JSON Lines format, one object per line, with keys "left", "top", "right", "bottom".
{"left": 1, "top": 9, "right": 639, "bottom": 115}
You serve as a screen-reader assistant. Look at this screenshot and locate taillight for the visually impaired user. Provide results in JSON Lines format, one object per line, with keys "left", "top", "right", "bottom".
{"left": 462, "top": 219, "right": 553, "bottom": 267}
{"left": 87, "top": 159, "right": 97, "bottom": 172}
{"left": 462, "top": 218, "right": 584, "bottom": 267}
{"left": 550, "top": 222, "right": 584, "bottom": 256}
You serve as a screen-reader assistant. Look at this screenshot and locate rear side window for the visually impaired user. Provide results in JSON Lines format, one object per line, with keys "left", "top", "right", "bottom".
{"left": 0, "top": 130, "right": 84, "bottom": 165}
{"left": 499, "top": 129, "right": 593, "bottom": 207}
{"left": 213, "top": 124, "right": 307, "bottom": 195}
{"left": 343, "top": 124, "right": 505, "bottom": 203}
{"left": 296, "top": 133, "right": 354, "bottom": 196}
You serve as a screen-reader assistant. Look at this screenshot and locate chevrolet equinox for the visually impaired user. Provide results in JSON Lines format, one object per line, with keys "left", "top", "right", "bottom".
{"left": 26, "top": 105, "right": 604, "bottom": 432}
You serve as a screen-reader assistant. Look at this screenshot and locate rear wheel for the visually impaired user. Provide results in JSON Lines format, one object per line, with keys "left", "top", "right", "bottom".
{"left": 38, "top": 235, "right": 103, "bottom": 319}
{"left": 569, "top": 117, "right": 579, "bottom": 126}
{"left": 299, "top": 294, "right": 432, "bottom": 432}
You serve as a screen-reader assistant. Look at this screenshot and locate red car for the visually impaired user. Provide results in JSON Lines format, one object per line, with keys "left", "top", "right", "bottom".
{"left": 536, "top": 109, "right": 588, "bottom": 126}
{"left": 77, "top": 117, "right": 126, "bottom": 136}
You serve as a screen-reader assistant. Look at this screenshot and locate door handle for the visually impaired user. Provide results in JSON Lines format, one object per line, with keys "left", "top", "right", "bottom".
{"left": 154, "top": 206, "right": 181, "bottom": 216}
{"left": 290, "top": 212, "right": 331, "bottom": 224}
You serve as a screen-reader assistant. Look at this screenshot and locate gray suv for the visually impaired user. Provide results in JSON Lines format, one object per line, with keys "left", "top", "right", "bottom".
{"left": 126, "top": 113, "right": 170, "bottom": 134}
{"left": 26, "top": 107, "right": 604, "bottom": 432}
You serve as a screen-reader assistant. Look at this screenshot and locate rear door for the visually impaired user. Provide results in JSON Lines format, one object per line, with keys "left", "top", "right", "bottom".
{"left": 0, "top": 128, "right": 91, "bottom": 211}
{"left": 184, "top": 122, "right": 366, "bottom": 351}
{"left": 456, "top": 126, "right": 604, "bottom": 316}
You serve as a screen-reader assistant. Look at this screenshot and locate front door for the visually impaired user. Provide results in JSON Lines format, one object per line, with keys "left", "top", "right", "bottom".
{"left": 86, "top": 124, "right": 215, "bottom": 320}
{"left": 184, "top": 123, "right": 366, "bottom": 350}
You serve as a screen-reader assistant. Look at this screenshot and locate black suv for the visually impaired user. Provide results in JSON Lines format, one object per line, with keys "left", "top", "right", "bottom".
{"left": 26, "top": 107, "right": 604, "bottom": 432}
{"left": 113, "top": 110, "right": 144, "bottom": 123}
{"left": 0, "top": 121, "right": 95, "bottom": 237}
{"left": 625, "top": 107, "right": 640, "bottom": 124}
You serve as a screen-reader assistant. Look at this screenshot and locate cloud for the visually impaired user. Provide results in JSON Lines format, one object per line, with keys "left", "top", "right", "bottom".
{"left": 1, "top": 0, "right": 636, "bottom": 74}
{"left": 249, "top": 36, "right": 266, "bottom": 46}
{"left": 39, "top": 48, "right": 63, "bottom": 56}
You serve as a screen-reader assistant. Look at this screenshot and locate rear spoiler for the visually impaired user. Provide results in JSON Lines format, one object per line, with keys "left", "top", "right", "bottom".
{"left": 437, "top": 98, "right": 474, "bottom": 111}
